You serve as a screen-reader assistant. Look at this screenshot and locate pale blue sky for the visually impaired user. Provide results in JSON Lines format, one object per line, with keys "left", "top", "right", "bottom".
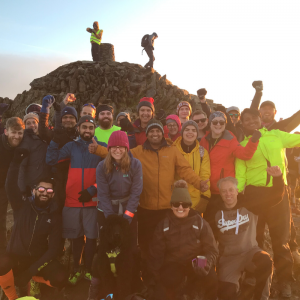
{"left": 0, "top": 0, "right": 299, "bottom": 126}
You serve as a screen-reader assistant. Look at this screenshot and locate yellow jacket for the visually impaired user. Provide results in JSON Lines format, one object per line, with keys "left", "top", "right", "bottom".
{"left": 172, "top": 137, "right": 211, "bottom": 211}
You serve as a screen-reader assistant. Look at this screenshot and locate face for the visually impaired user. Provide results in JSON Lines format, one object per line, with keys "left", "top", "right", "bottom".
{"left": 61, "top": 115, "right": 77, "bottom": 129}
{"left": 182, "top": 125, "right": 197, "bottom": 144}
{"left": 147, "top": 128, "right": 163, "bottom": 147}
{"left": 171, "top": 203, "right": 190, "bottom": 218}
{"left": 110, "top": 146, "right": 126, "bottom": 161}
{"left": 139, "top": 107, "right": 152, "bottom": 124}
{"left": 4, "top": 127, "right": 24, "bottom": 147}
{"left": 178, "top": 106, "right": 191, "bottom": 119}
{"left": 198, "top": 95, "right": 205, "bottom": 101}
{"left": 260, "top": 105, "right": 276, "bottom": 123}
{"left": 192, "top": 113, "right": 208, "bottom": 131}
{"left": 219, "top": 180, "right": 238, "bottom": 209}
{"left": 117, "top": 115, "right": 126, "bottom": 126}
{"left": 25, "top": 118, "right": 38, "bottom": 134}
{"left": 166, "top": 121, "right": 178, "bottom": 136}
{"left": 79, "top": 122, "right": 95, "bottom": 141}
{"left": 81, "top": 106, "right": 96, "bottom": 119}
{"left": 33, "top": 182, "right": 55, "bottom": 208}
{"left": 228, "top": 110, "right": 240, "bottom": 125}
{"left": 93, "top": 22, "right": 99, "bottom": 30}
{"left": 210, "top": 117, "right": 226, "bottom": 136}
{"left": 241, "top": 113, "right": 261, "bottom": 134}
{"left": 98, "top": 110, "right": 113, "bottom": 129}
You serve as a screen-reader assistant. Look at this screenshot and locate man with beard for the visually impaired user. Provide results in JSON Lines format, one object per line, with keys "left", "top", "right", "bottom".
{"left": 236, "top": 108, "right": 300, "bottom": 297}
{"left": 0, "top": 117, "right": 24, "bottom": 253}
{"left": 0, "top": 148, "right": 68, "bottom": 299}
{"left": 94, "top": 104, "right": 120, "bottom": 144}
{"left": 46, "top": 116, "right": 108, "bottom": 285}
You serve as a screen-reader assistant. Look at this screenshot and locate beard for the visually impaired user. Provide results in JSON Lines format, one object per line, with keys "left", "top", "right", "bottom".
{"left": 80, "top": 132, "right": 93, "bottom": 141}
{"left": 34, "top": 194, "right": 51, "bottom": 208}
{"left": 99, "top": 118, "right": 113, "bottom": 129}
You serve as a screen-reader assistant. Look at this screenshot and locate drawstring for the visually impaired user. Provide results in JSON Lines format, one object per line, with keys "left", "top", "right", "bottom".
{"left": 235, "top": 209, "right": 240, "bottom": 235}
{"left": 221, "top": 211, "right": 225, "bottom": 226}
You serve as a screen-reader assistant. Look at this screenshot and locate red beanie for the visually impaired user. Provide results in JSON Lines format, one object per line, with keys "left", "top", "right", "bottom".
{"left": 137, "top": 97, "right": 155, "bottom": 113}
{"left": 107, "top": 131, "right": 129, "bottom": 152}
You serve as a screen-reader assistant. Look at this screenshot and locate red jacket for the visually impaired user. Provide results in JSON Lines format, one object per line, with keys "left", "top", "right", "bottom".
{"left": 128, "top": 119, "right": 148, "bottom": 149}
{"left": 200, "top": 130, "right": 258, "bottom": 194}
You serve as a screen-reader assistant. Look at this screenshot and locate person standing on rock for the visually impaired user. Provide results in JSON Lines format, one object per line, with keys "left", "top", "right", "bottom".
{"left": 142, "top": 32, "right": 158, "bottom": 69}
{"left": 86, "top": 21, "right": 103, "bottom": 62}
{"left": 196, "top": 88, "right": 212, "bottom": 119}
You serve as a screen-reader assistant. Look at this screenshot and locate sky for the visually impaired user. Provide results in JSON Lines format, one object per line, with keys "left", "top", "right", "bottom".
{"left": 0, "top": 0, "right": 299, "bottom": 127}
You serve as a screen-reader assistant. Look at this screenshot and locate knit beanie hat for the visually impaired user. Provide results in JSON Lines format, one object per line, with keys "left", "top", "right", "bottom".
{"left": 197, "top": 88, "right": 207, "bottom": 97}
{"left": 208, "top": 111, "right": 227, "bottom": 125}
{"left": 116, "top": 112, "right": 131, "bottom": 123}
{"left": 25, "top": 103, "right": 42, "bottom": 115}
{"left": 137, "top": 97, "right": 155, "bottom": 113}
{"left": 107, "top": 131, "right": 129, "bottom": 152}
{"left": 61, "top": 106, "right": 78, "bottom": 121}
{"left": 146, "top": 119, "right": 164, "bottom": 136}
{"left": 97, "top": 104, "right": 114, "bottom": 114}
{"left": 166, "top": 114, "right": 182, "bottom": 132}
{"left": 78, "top": 115, "right": 97, "bottom": 127}
{"left": 181, "top": 120, "right": 199, "bottom": 137}
{"left": 170, "top": 180, "right": 192, "bottom": 205}
{"left": 23, "top": 113, "right": 39, "bottom": 124}
{"left": 176, "top": 101, "right": 192, "bottom": 115}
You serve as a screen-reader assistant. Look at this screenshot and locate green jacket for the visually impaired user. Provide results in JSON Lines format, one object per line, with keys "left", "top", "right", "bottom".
{"left": 236, "top": 128, "right": 300, "bottom": 192}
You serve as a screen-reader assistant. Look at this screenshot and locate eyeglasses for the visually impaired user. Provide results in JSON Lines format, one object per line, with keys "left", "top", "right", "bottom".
{"left": 193, "top": 118, "right": 207, "bottom": 124}
{"left": 82, "top": 104, "right": 96, "bottom": 110}
{"left": 111, "top": 146, "right": 126, "bottom": 151}
{"left": 229, "top": 113, "right": 240, "bottom": 118}
{"left": 36, "top": 186, "right": 54, "bottom": 194}
{"left": 172, "top": 202, "right": 191, "bottom": 208}
{"left": 212, "top": 120, "right": 226, "bottom": 126}
{"left": 167, "top": 124, "right": 178, "bottom": 128}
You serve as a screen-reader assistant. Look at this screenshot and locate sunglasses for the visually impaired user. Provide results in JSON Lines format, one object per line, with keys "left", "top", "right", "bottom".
{"left": 193, "top": 118, "right": 207, "bottom": 124}
{"left": 36, "top": 186, "right": 54, "bottom": 194}
{"left": 172, "top": 202, "right": 191, "bottom": 208}
{"left": 229, "top": 113, "right": 240, "bottom": 118}
{"left": 212, "top": 120, "right": 226, "bottom": 126}
{"left": 82, "top": 103, "right": 96, "bottom": 110}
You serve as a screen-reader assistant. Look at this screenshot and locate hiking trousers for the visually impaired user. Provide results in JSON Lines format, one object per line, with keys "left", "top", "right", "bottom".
{"left": 91, "top": 43, "right": 100, "bottom": 61}
{"left": 0, "top": 187, "right": 8, "bottom": 254}
{"left": 144, "top": 46, "right": 155, "bottom": 68}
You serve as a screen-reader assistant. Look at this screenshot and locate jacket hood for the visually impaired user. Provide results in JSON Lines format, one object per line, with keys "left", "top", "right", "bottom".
{"left": 166, "top": 114, "right": 182, "bottom": 132}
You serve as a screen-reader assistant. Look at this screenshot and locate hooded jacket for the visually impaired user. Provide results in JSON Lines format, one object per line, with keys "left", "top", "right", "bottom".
{"left": 236, "top": 128, "right": 300, "bottom": 192}
{"left": 148, "top": 209, "right": 218, "bottom": 280}
{"left": 200, "top": 130, "right": 258, "bottom": 194}
{"left": 163, "top": 115, "right": 182, "bottom": 142}
{"left": 46, "top": 137, "right": 108, "bottom": 208}
{"left": 205, "top": 176, "right": 284, "bottom": 257}
{"left": 172, "top": 137, "right": 211, "bottom": 207}
{"left": 130, "top": 139, "right": 203, "bottom": 210}
{"left": 96, "top": 152, "right": 143, "bottom": 222}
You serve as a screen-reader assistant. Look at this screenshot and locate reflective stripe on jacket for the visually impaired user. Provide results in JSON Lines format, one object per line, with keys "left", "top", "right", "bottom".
{"left": 90, "top": 29, "right": 102, "bottom": 45}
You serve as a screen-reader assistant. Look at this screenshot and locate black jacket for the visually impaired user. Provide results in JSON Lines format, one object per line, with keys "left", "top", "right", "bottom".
{"left": 0, "top": 134, "right": 15, "bottom": 188}
{"left": 5, "top": 159, "right": 62, "bottom": 277}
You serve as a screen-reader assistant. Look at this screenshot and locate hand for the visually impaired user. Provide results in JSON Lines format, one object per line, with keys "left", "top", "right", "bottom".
{"left": 119, "top": 117, "right": 134, "bottom": 132}
{"left": 251, "top": 130, "right": 261, "bottom": 143}
{"left": 15, "top": 270, "right": 32, "bottom": 287}
{"left": 86, "top": 27, "right": 92, "bottom": 33}
{"left": 200, "top": 179, "right": 209, "bottom": 192}
{"left": 78, "top": 189, "right": 93, "bottom": 203}
{"left": 0, "top": 103, "right": 10, "bottom": 115}
{"left": 89, "top": 137, "right": 98, "bottom": 154}
{"left": 13, "top": 148, "right": 29, "bottom": 164}
{"left": 252, "top": 81, "right": 263, "bottom": 91}
{"left": 63, "top": 93, "right": 76, "bottom": 105}
{"left": 266, "top": 166, "right": 282, "bottom": 177}
{"left": 41, "top": 95, "right": 55, "bottom": 114}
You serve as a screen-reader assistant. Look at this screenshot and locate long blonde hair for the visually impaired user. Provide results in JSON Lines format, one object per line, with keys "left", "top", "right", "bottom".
{"left": 104, "top": 148, "right": 131, "bottom": 174}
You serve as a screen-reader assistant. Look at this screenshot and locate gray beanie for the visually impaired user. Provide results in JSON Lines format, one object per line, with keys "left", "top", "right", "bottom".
{"left": 181, "top": 120, "right": 199, "bottom": 137}
{"left": 146, "top": 119, "right": 164, "bottom": 136}
{"left": 208, "top": 111, "right": 227, "bottom": 125}
{"left": 116, "top": 112, "right": 131, "bottom": 122}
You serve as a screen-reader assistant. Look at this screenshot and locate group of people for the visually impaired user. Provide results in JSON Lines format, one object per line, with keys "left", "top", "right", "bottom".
{"left": 0, "top": 80, "right": 299, "bottom": 300}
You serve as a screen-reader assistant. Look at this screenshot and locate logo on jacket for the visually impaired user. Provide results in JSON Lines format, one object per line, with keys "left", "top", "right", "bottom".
{"left": 47, "top": 219, "right": 51, "bottom": 223}
{"left": 217, "top": 214, "right": 249, "bottom": 233}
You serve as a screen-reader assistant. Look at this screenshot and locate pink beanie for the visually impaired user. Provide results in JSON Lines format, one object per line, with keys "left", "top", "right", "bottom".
{"left": 107, "top": 131, "right": 129, "bottom": 152}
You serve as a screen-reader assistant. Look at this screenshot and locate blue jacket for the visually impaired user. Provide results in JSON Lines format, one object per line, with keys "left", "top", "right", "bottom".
{"left": 96, "top": 152, "right": 143, "bottom": 222}
{"left": 46, "top": 137, "right": 107, "bottom": 208}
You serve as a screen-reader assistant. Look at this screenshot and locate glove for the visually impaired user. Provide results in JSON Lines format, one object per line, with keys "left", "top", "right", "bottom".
{"left": 52, "top": 128, "right": 70, "bottom": 145}
{"left": 78, "top": 189, "right": 93, "bottom": 203}
{"left": 252, "top": 81, "right": 263, "bottom": 91}
{"left": 0, "top": 103, "right": 10, "bottom": 115}
{"left": 193, "top": 260, "right": 212, "bottom": 277}
{"left": 14, "top": 270, "right": 32, "bottom": 287}
{"left": 119, "top": 117, "right": 134, "bottom": 132}
{"left": 52, "top": 101, "right": 61, "bottom": 112}
{"left": 251, "top": 130, "right": 261, "bottom": 143}
{"left": 41, "top": 95, "right": 55, "bottom": 114}
{"left": 13, "top": 148, "right": 29, "bottom": 164}
{"left": 215, "top": 105, "right": 226, "bottom": 114}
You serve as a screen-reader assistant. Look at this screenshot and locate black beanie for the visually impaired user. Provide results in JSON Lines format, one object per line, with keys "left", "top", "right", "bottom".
{"left": 96, "top": 104, "right": 114, "bottom": 116}
{"left": 197, "top": 88, "right": 207, "bottom": 97}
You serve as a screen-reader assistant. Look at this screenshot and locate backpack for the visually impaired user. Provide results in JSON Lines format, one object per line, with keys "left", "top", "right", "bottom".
{"left": 141, "top": 34, "right": 149, "bottom": 47}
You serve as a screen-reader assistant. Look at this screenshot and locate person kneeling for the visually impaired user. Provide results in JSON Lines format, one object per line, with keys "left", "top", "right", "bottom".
{"left": 147, "top": 180, "right": 219, "bottom": 300}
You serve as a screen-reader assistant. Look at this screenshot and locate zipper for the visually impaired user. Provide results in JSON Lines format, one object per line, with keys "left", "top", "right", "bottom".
{"left": 28, "top": 213, "right": 39, "bottom": 256}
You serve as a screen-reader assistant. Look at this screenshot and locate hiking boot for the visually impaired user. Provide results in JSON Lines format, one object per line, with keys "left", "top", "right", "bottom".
{"left": 84, "top": 272, "right": 92, "bottom": 281}
{"left": 30, "top": 279, "right": 41, "bottom": 299}
{"left": 279, "top": 281, "right": 292, "bottom": 298}
{"left": 68, "top": 271, "right": 83, "bottom": 285}
{"left": 292, "top": 250, "right": 300, "bottom": 265}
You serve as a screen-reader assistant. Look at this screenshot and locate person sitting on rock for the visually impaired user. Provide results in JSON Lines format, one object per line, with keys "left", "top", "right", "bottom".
{"left": 176, "top": 101, "right": 192, "bottom": 124}
{"left": 164, "top": 114, "right": 181, "bottom": 141}
{"left": 86, "top": 21, "right": 103, "bottom": 62}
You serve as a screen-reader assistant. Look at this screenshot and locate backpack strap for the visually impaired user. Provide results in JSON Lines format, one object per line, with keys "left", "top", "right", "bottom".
{"left": 199, "top": 145, "right": 205, "bottom": 164}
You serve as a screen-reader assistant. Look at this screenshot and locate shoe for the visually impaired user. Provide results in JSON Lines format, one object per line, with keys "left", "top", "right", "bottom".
{"left": 292, "top": 250, "right": 300, "bottom": 265}
{"left": 30, "top": 279, "right": 41, "bottom": 299}
{"left": 279, "top": 281, "right": 292, "bottom": 298}
{"left": 68, "top": 271, "right": 83, "bottom": 285}
{"left": 84, "top": 272, "right": 92, "bottom": 281}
